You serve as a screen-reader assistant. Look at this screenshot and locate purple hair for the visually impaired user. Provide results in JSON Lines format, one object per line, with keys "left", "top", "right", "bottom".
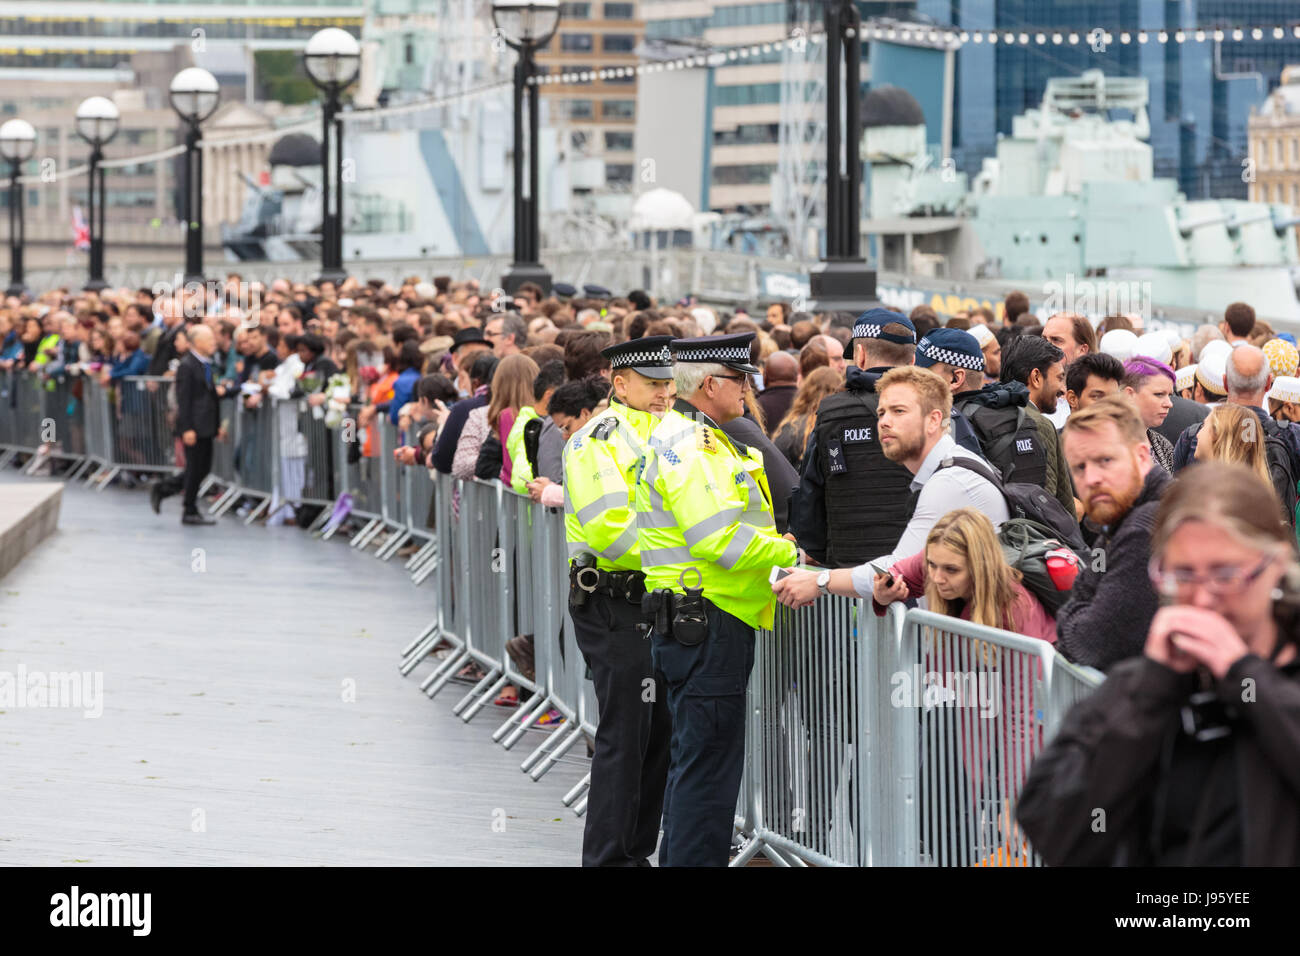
{"left": 1122, "top": 356, "right": 1175, "bottom": 387}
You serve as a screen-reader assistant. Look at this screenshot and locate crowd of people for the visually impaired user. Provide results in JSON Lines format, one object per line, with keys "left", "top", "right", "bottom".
{"left": 4, "top": 272, "right": 1298, "bottom": 867}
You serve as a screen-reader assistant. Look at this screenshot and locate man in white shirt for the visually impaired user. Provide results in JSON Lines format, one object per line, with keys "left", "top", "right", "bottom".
{"left": 773, "top": 365, "right": 1008, "bottom": 607}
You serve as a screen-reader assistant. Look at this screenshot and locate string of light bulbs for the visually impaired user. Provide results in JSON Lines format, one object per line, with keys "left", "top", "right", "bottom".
{"left": 16, "top": 20, "right": 1300, "bottom": 179}
{"left": 528, "top": 22, "right": 1300, "bottom": 86}
{"left": 528, "top": 33, "right": 827, "bottom": 86}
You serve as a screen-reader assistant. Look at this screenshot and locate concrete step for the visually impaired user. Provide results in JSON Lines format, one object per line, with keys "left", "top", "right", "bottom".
{"left": 0, "top": 481, "right": 61, "bottom": 582}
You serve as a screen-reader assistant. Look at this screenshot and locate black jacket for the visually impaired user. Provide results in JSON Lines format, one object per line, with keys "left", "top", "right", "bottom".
{"left": 1055, "top": 466, "right": 1172, "bottom": 671}
{"left": 788, "top": 365, "right": 889, "bottom": 559}
{"left": 1155, "top": 394, "right": 1208, "bottom": 446}
{"left": 173, "top": 353, "right": 220, "bottom": 439}
{"left": 1017, "top": 653, "right": 1300, "bottom": 866}
{"left": 147, "top": 323, "right": 185, "bottom": 376}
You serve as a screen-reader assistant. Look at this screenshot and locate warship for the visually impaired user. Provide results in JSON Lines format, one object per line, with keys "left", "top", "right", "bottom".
{"left": 862, "top": 69, "right": 1300, "bottom": 323}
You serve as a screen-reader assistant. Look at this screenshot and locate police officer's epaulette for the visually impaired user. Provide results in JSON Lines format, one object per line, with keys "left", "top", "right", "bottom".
{"left": 591, "top": 416, "right": 619, "bottom": 441}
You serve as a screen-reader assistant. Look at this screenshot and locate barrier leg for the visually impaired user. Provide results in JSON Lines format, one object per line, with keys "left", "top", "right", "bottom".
{"left": 572, "top": 795, "right": 588, "bottom": 817}
{"left": 529, "top": 724, "right": 586, "bottom": 780}
{"left": 562, "top": 772, "right": 590, "bottom": 807}
{"left": 493, "top": 691, "right": 548, "bottom": 744}
{"left": 422, "top": 648, "right": 470, "bottom": 698}
{"left": 452, "top": 667, "right": 503, "bottom": 717}
{"left": 350, "top": 518, "right": 382, "bottom": 550}
{"left": 500, "top": 694, "right": 554, "bottom": 750}
{"left": 93, "top": 466, "right": 120, "bottom": 490}
{"left": 243, "top": 498, "right": 269, "bottom": 525}
{"left": 399, "top": 631, "right": 443, "bottom": 676}
{"left": 729, "top": 836, "right": 766, "bottom": 868}
{"left": 208, "top": 486, "right": 238, "bottom": 516}
{"left": 306, "top": 507, "right": 332, "bottom": 534}
{"left": 411, "top": 553, "right": 440, "bottom": 585}
{"left": 404, "top": 539, "right": 435, "bottom": 571}
{"left": 21, "top": 446, "right": 49, "bottom": 476}
{"left": 400, "top": 618, "right": 440, "bottom": 659}
{"left": 458, "top": 672, "right": 510, "bottom": 722}
{"left": 519, "top": 723, "right": 564, "bottom": 772}
{"left": 376, "top": 529, "right": 411, "bottom": 561}
{"left": 66, "top": 457, "right": 94, "bottom": 482}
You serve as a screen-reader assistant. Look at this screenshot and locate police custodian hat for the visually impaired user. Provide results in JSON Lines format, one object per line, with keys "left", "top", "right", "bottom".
{"left": 670, "top": 332, "right": 760, "bottom": 375}
{"left": 602, "top": 334, "right": 675, "bottom": 380}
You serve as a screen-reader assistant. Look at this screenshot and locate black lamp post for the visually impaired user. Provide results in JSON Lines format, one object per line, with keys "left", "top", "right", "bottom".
{"left": 74, "top": 96, "right": 120, "bottom": 292}
{"left": 304, "top": 27, "right": 361, "bottom": 287}
{"left": 0, "top": 119, "right": 35, "bottom": 297}
{"left": 493, "top": 0, "right": 560, "bottom": 297}
{"left": 806, "top": 0, "right": 878, "bottom": 313}
{"left": 170, "top": 67, "right": 220, "bottom": 286}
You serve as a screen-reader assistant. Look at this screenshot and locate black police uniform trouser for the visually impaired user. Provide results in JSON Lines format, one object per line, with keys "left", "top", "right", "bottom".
{"left": 651, "top": 602, "right": 754, "bottom": 867}
{"left": 570, "top": 590, "right": 672, "bottom": 867}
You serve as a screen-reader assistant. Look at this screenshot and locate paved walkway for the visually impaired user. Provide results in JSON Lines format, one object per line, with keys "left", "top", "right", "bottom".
{"left": 0, "top": 474, "right": 583, "bottom": 865}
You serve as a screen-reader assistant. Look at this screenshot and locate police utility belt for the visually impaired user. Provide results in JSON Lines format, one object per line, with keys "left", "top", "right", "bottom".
{"left": 569, "top": 554, "right": 646, "bottom": 606}
{"left": 640, "top": 568, "right": 711, "bottom": 647}
{"left": 570, "top": 557, "right": 712, "bottom": 646}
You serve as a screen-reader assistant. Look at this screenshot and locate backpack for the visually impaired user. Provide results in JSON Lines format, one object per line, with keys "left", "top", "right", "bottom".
{"left": 997, "top": 518, "right": 1087, "bottom": 614}
{"left": 1260, "top": 417, "right": 1300, "bottom": 527}
{"left": 935, "top": 456, "right": 1085, "bottom": 550}
{"left": 523, "top": 416, "right": 544, "bottom": 479}
{"left": 474, "top": 430, "right": 503, "bottom": 481}
{"left": 933, "top": 456, "right": 1088, "bottom": 613}
{"left": 955, "top": 396, "right": 1049, "bottom": 488}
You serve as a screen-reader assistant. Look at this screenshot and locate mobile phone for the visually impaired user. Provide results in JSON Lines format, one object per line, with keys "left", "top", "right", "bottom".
{"left": 769, "top": 566, "right": 794, "bottom": 585}
{"left": 868, "top": 561, "right": 894, "bottom": 587}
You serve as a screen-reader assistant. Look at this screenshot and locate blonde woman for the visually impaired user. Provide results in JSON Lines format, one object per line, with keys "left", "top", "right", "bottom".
{"left": 1193, "top": 404, "right": 1272, "bottom": 489}
{"left": 871, "top": 507, "right": 1056, "bottom": 641}
{"left": 873, "top": 507, "right": 1056, "bottom": 867}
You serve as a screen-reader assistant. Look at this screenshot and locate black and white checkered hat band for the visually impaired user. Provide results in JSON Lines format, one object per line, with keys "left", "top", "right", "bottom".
{"left": 612, "top": 345, "right": 673, "bottom": 369}
{"left": 919, "top": 340, "right": 983, "bottom": 370}
{"left": 673, "top": 345, "right": 750, "bottom": 363}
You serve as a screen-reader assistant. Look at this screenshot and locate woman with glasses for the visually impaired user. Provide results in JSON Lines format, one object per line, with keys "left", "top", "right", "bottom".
{"left": 1017, "top": 461, "right": 1300, "bottom": 865}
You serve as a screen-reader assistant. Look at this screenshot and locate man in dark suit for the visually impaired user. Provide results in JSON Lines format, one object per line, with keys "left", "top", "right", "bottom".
{"left": 151, "top": 324, "right": 226, "bottom": 525}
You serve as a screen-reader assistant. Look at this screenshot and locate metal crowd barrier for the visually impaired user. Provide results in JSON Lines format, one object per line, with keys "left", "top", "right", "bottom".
{"left": 399, "top": 473, "right": 597, "bottom": 806}
{"left": 729, "top": 603, "right": 1103, "bottom": 867}
{"left": 0, "top": 364, "right": 1109, "bottom": 864}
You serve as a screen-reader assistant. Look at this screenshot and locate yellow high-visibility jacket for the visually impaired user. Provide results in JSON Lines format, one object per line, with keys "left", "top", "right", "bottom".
{"left": 635, "top": 403, "right": 796, "bottom": 630}
{"left": 506, "top": 405, "right": 542, "bottom": 494}
{"left": 562, "top": 400, "right": 659, "bottom": 572}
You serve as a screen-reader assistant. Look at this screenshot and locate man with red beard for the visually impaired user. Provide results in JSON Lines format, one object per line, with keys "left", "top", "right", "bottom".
{"left": 1055, "top": 395, "right": 1172, "bottom": 670}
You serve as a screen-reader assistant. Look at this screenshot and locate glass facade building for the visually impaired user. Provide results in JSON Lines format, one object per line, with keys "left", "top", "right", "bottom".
{"left": 909, "top": 0, "right": 1300, "bottom": 198}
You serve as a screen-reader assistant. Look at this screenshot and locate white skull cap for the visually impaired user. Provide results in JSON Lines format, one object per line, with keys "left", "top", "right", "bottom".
{"left": 1133, "top": 331, "right": 1173, "bottom": 366}
{"left": 1099, "top": 328, "right": 1139, "bottom": 362}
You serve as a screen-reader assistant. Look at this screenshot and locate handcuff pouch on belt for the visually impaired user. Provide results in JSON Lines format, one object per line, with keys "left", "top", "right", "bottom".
{"left": 638, "top": 567, "right": 708, "bottom": 646}
{"left": 570, "top": 554, "right": 647, "bottom": 609}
